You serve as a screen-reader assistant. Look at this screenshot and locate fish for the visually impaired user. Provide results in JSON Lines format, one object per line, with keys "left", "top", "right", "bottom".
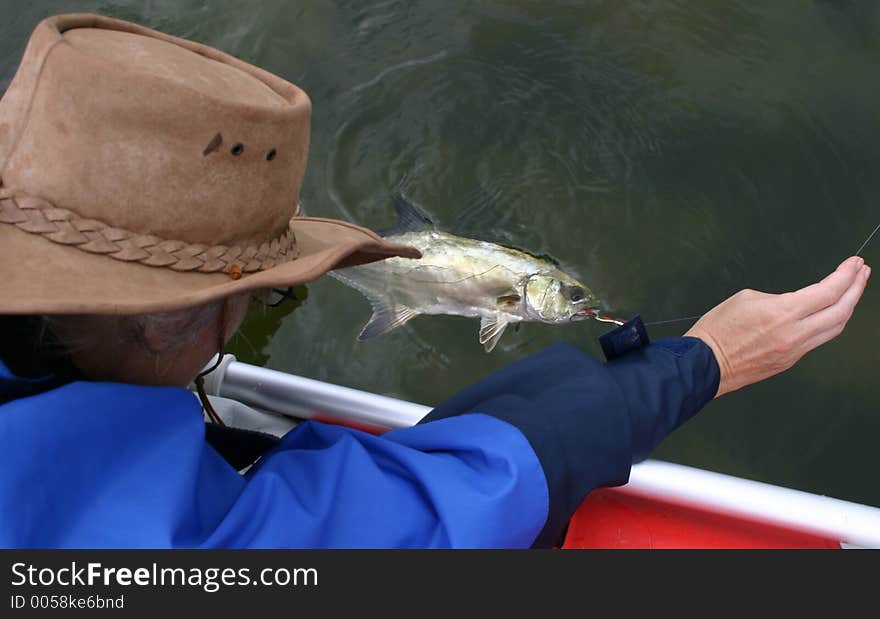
{"left": 331, "top": 194, "right": 604, "bottom": 352}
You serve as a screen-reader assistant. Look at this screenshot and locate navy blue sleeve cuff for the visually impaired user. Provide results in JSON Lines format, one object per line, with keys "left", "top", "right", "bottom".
{"left": 420, "top": 338, "right": 720, "bottom": 548}
{"left": 604, "top": 336, "right": 720, "bottom": 462}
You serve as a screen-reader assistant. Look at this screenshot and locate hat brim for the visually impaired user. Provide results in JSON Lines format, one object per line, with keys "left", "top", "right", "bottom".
{"left": 0, "top": 216, "right": 419, "bottom": 315}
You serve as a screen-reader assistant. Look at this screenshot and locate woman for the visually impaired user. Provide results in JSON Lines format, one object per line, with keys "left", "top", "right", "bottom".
{"left": 0, "top": 14, "right": 869, "bottom": 548}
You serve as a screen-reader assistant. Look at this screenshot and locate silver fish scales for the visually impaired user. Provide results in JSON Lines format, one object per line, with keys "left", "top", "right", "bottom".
{"left": 332, "top": 195, "right": 604, "bottom": 352}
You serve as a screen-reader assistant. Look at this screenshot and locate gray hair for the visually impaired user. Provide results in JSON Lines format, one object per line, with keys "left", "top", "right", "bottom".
{"left": 88, "top": 302, "right": 227, "bottom": 355}
{"left": 0, "top": 301, "right": 228, "bottom": 379}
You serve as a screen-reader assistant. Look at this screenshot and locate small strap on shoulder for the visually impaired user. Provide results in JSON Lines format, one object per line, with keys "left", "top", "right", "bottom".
{"left": 204, "top": 422, "right": 282, "bottom": 471}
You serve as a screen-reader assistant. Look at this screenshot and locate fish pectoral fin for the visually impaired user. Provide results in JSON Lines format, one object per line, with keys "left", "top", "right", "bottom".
{"left": 496, "top": 294, "right": 522, "bottom": 311}
{"left": 358, "top": 302, "right": 419, "bottom": 341}
{"left": 479, "top": 315, "right": 509, "bottom": 353}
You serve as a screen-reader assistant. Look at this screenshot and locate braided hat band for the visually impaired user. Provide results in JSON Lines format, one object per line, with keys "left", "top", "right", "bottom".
{"left": 0, "top": 188, "right": 299, "bottom": 275}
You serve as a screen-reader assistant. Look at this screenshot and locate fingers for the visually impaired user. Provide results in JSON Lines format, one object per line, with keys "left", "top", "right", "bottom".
{"left": 799, "top": 263, "right": 870, "bottom": 348}
{"left": 787, "top": 256, "right": 865, "bottom": 317}
{"left": 801, "top": 313, "right": 858, "bottom": 358}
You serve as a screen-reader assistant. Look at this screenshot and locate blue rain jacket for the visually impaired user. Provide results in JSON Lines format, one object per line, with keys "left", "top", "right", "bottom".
{"left": 0, "top": 338, "right": 718, "bottom": 548}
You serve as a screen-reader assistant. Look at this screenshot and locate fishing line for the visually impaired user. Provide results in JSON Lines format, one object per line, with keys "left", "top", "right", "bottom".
{"left": 404, "top": 264, "right": 506, "bottom": 285}
{"left": 855, "top": 220, "right": 880, "bottom": 256}
{"left": 631, "top": 218, "right": 880, "bottom": 330}
{"left": 644, "top": 314, "right": 703, "bottom": 327}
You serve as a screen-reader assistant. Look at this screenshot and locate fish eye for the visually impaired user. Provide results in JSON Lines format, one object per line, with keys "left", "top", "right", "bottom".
{"left": 568, "top": 286, "right": 585, "bottom": 302}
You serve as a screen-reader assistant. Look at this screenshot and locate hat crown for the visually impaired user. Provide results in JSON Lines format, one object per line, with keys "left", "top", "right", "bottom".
{"left": 0, "top": 14, "right": 311, "bottom": 248}
{"left": 65, "top": 28, "right": 288, "bottom": 108}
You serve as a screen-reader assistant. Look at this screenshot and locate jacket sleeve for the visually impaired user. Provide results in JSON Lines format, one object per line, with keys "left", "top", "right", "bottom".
{"left": 419, "top": 337, "right": 720, "bottom": 547}
{"left": 205, "top": 338, "right": 716, "bottom": 548}
{"left": 208, "top": 413, "right": 550, "bottom": 548}
{"left": 0, "top": 375, "right": 549, "bottom": 549}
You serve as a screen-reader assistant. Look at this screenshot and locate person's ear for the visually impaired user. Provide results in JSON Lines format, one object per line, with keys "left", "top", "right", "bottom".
{"left": 223, "top": 295, "right": 251, "bottom": 343}
{"left": 140, "top": 319, "right": 169, "bottom": 355}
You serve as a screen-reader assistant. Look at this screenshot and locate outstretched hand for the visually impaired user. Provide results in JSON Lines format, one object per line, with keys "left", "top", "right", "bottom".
{"left": 685, "top": 256, "right": 870, "bottom": 398}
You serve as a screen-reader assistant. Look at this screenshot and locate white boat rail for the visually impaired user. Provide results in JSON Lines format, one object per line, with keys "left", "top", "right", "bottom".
{"left": 202, "top": 354, "right": 880, "bottom": 548}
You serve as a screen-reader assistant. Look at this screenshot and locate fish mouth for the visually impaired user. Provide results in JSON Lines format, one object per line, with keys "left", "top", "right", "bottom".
{"left": 573, "top": 308, "right": 625, "bottom": 326}
{"left": 570, "top": 307, "right": 600, "bottom": 322}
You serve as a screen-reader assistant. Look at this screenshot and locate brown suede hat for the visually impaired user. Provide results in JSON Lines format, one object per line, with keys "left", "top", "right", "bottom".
{"left": 0, "top": 14, "right": 419, "bottom": 315}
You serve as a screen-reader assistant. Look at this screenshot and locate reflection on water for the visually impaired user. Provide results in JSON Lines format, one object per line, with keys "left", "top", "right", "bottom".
{"left": 3, "top": 1, "right": 879, "bottom": 506}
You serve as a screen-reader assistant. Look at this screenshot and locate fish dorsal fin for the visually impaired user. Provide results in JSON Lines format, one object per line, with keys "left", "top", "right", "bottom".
{"left": 378, "top": 193, "right": 436, "bottom": 237}
{"left": 358, "top": 299, "right": 420, "bottom": 341}
{"left": 479, "top": 314, "right": 509, "bottom": 353}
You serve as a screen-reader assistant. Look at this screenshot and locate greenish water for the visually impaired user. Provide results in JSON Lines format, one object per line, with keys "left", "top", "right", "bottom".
{"left": 3, "top": 1, "right": 879, "bottom": 507}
